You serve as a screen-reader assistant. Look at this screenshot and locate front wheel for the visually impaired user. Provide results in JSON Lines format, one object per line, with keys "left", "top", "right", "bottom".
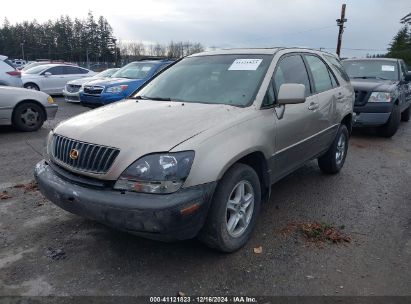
{"left": 24, "top": 83, "right": 40, "bottom": 91}
{"left": 318, "top": 124, "right": 349, "bottom": 174}
{"left": 378, "top": 103, "right": 400, "bottom": 137}
{"left": 198, "top": 163, "right": 261, "bottom": 252}
{"left": 12, "top": 102, "right": 45, "bottom": 132}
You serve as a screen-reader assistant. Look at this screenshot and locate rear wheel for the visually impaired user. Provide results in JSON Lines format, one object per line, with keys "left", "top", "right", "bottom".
{"left": 12, "top": 102, "right": 45, "bottom": 132}
{"left": 24, "top": 83, "right": 39, "bottom": 91}
{"left": 401, "top": 105, "right": 410, "bottom": 122}
{"left": 318, "top": 124, "right": 349, "bottom": 174}
{"left": 198, "top": 163, "right": 261, "bottom": 252}
{"left": 378, "top": 103, "right": 401, "bottom": 137}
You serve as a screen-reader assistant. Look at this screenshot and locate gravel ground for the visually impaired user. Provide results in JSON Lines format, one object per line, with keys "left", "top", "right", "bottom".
{"left": 0, "top": 98, "right": 410, "bottom": 296}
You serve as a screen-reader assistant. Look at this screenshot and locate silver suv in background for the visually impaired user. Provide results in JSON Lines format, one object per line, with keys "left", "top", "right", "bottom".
{"left": 0, "top": 55, "right": 23, "bottom": 87}
{"left": 35, "top": 48, "right": 354, "bottom": 252}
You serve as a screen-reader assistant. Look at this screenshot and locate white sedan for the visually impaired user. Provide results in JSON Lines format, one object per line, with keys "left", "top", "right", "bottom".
{"left": 0, "top": 86, "right": 58, "bottom": 131}
{"left": 22, "top": 64, "right": 96, "bottom": 94}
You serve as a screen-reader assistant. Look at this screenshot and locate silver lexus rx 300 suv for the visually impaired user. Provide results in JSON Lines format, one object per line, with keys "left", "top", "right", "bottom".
{"left": 35, "top": 48, "right": 354, "bottom": 252}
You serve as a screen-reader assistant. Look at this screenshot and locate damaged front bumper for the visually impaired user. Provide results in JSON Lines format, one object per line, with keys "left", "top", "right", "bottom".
{"left": 34, "top": 160, "right": 216, "bottom": 241}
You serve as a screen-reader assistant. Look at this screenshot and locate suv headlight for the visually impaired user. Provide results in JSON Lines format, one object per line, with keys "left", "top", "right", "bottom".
{"left": 368, "top": 92, "right": 391, "bottom": 103}
{"left": 106, "top": 85, "right": 128, "bottom": 93}
{"left": 113, "top": 151, "right": 194, "bottom": 194}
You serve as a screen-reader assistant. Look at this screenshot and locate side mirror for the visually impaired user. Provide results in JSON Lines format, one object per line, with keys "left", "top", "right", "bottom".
{"left": 44, "top": 72, "right": 52, "bottom": 77}
{"left": 405, "top": 72, "right": 411, "bottom": 82}
{"left": 277, "top": 83, "right": 306, "bottom": 105}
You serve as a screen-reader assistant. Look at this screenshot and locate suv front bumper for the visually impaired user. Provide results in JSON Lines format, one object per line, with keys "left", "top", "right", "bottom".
{"left": 34, "top": 160, "right": 216, "bottom": 241}
{"left": 353, "top": 102, "right": 393, "bottom": 127}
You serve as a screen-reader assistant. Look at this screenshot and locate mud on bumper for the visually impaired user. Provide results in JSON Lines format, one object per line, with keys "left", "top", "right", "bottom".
{"left": 34, "top": 160, "right": 216, "bottom": 241}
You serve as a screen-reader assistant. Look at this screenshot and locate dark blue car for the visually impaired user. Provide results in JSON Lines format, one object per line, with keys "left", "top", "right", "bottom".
{"left": 79, "top": 59, "right": 174, "bottom": 107}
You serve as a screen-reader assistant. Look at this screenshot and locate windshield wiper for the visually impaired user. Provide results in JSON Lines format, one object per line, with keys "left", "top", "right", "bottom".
{"left": 353, "top": 76, "right": 389, "bottom": 80}
{"left": 133, "top": 95, "right": 172, "bottom": 101}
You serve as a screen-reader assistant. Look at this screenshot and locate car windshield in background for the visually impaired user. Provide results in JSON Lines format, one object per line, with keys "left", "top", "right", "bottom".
{"left": 111, "top": 63, "right": 155, "bottom": 79}
{"left": 342, "top": 60, "right": 399, "bottom": 81}
{"left": 96, "top": 69, "right": 118, "bottom": 77}
{"left": 135, "top": 55, "right": 272, "bottom": 106}
{"left": 23, "top": 65, "right": 49, "bottom": 74}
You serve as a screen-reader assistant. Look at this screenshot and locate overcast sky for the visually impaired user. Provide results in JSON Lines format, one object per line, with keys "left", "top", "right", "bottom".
{"left": 1, "top": 0, "right": 409, "bottom": 57}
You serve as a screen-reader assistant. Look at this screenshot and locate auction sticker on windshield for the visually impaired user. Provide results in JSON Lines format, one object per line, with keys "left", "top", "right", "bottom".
{"left": 382, "top": 65, "right": 395, "bottom": 72}
{"left": 228, "top": 59, "right": 262, "bottom": 71}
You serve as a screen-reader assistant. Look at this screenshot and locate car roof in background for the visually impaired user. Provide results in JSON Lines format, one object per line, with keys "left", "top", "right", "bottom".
{"left": 0, "top": 55, "right": 8, "bottom": 61}
{"left": 342, "top": 58, "right": 399, "bottom": 62}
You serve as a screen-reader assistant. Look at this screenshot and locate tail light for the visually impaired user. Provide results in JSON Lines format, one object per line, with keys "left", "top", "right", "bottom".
{"left": 6, "top": 70, "right": 21, "bottom": 78}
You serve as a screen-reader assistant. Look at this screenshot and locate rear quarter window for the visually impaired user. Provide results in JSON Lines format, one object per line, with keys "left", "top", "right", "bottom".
{"left": 3, "top": 59, "right": 16, "bottom": 69}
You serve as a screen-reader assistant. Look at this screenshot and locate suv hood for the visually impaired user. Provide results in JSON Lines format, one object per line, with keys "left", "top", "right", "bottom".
{"left": 84, "top": 77, "right": 143, "bottom": 87}
{"left": 67, "top": 76, "right": 108, "bottom": 86}
{"left": 53, "top": 99, "right": 252, "bottom": 178}
{"left": 350, "top": 78, "right": 397, "bottom": 92}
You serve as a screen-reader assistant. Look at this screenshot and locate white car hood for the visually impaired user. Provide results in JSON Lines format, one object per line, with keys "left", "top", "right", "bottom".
{"left": 53, "top": 99, "right": 252, "bottom": 179}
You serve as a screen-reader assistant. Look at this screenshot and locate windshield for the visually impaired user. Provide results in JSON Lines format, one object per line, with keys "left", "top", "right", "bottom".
{"left": 111, "top": 63, "right": 155, "bottom": 79}
{"left": 23, "top": 65, "right": 50, "bottom": 74}
{"left": 135, "top": 54, "right": 272, "bottom": 106}
{"left": 342, "top": 60, "right": 399, "bottom": 81}
{"left": 22, "top": 62, "right": 46, "bottom": 71}
{"left": 96, "top": 68, "right": 119, "bottom": 78}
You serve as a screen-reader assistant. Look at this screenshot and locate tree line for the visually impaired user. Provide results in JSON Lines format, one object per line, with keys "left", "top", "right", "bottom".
{"left": 386, "top": 12, "right": 411, "bottom": 66}
{"left": 0, "top": 12, "right": 118, "bottom": 63}
{"left": 0, "top": 13, "right": 205, "bottom": 65}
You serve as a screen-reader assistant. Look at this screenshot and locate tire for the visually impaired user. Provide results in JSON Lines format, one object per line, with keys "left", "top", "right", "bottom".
{"left": 24, "top": 83, "right": 40, "bottom": 91}
{"left": 401, "top": 105, "right": 410, "bottom": 122}
{"left": 12, "top": 102, "right": 45, "bottom": 132}
{"left": 198, "top": 163, "right": 261, "bottom": 252}
{"left": 318, "top": 124, "right": 349, "bottom": 174}
{"left": 378, "top": 103, "right": 401, "bottom": 137}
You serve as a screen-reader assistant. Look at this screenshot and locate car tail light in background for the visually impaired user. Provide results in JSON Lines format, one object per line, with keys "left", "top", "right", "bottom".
{"left": 6, "top": 70, "right": 21, "bottom": 77}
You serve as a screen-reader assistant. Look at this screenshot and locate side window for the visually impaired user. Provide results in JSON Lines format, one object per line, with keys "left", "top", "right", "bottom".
{"left": 304, "top": 55, "right": 333, "bottom": 93}
{"left": 324, "top": 54, "right": 350, "bottom": 82}
{"left": 44, "top": 66, "right": 64, "bottom": 75}
{"left": 274, "top": 54, "right": 311, "bottom": 96}
{"left": 328, "top": 69, "right": 338, "bottom": 87}
{"left": 400, "top": 61, "right": 408, "bottom": 79}
{"left": 64, "top": 66, "right": 88, "bottom": 74}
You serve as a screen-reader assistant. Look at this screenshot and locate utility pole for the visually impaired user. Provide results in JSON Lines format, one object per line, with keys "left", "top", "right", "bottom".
{"left": 20, "top": 41, "right": 25, "bottom": 61}
{"left": 336, "top": 4, "right": 347, "bottom": 57}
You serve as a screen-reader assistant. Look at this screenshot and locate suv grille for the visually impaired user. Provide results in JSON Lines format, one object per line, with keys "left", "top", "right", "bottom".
{"left": 66, "top": 84, "right": 81, "bottom": 93}
{"left": 354, "top": 90, "right": 369, "bottom": 106}
{"left": 51, "top": 135, "right": 120, "bottom": 174}
{"left": 83, "top": 85, "right": 104, "bottom": 95}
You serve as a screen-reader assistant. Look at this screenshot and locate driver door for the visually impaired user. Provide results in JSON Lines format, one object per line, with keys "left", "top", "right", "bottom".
{"left": 41, "top": 66, "right": 64, "bottom": 94}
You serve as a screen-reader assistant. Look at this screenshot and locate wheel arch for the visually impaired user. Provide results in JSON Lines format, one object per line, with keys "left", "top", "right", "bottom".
{"left": 23, "top": 82, "right": 40, "bottom": 90}
{"left": 220, "top": 151, "right": 271, "bottom": 203}
{"left": 341, "top": 113, "right": 353, "bottom": 135}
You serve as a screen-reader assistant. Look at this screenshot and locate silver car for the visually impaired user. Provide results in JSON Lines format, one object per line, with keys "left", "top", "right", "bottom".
{"left": 22, "top": 64, "right": 96, "bottom": 94}
{"left": 0, "top": 86, "right": 58, "bottom": 131}
{"left": 34, "top": 48, "right": 354, "bottom": 252}
{"left": 0, "top": 55, "right": 23, "bottom": 87}
{"left": 63, "top": 68, "right": 120, "bottom": 102}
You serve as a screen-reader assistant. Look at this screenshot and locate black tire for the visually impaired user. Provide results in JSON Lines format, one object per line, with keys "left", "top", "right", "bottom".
{"left": 318, "top": 124, "right": 349, "bottom": 174}
{"left": 401, "top": 105, "right": 410, "bottom": 122}
{"left": 378, "top": 103, "right": 401, "bottom": 137}
{"left": 24, "top": 83, "right": 40, "bottom": 91}
{"left": 198, "top": 163, "right": 261, "bottom": 253}
{"left": 12, "top": 102, "right": 45, "bottom": 132}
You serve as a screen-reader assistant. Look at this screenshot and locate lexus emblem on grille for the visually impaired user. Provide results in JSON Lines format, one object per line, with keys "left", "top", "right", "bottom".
{"left": 69, "top": 149, "right": 79, "bottom": 160}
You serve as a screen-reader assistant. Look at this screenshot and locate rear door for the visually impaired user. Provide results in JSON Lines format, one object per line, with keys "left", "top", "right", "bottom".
{"left": 272, "top": 53, "right": 320, "bottom": 179}
{"left": 302, "top": 54, "right": 341, "bottom": 152}
{"left": 63, "top": 66, "right": 90, "bottom": 86}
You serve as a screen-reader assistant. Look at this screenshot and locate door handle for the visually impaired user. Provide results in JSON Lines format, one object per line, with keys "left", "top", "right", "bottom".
{"left": 308, "top": 102, "right": 319, "bottom": 111}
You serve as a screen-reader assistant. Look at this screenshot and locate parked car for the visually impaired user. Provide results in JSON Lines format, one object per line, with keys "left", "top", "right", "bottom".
{"left": 342, "top": 58, "right": 411, "bottom": 137}
{"left": 63, "top": 68, "right": 119, "bottom": 102}
{"left": 22, "top": 64, "right": 96, "bottom": 94}
{"left": 11, "top": 59, "right": 27, "bottom": 69}
{"left": 34, "top": 48, "right": 354, "bottom": 252}
{"left": 0, "top": 55, "right": 23, "bottom": 87}
{"left": 22, "top": 60, "right": 77, "bottom": 72}
{"left": 0, "top": 86, "right": 58, "bottom": 131}
{"left": 79, "top": 59, "right": 174, "bottom": 107}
